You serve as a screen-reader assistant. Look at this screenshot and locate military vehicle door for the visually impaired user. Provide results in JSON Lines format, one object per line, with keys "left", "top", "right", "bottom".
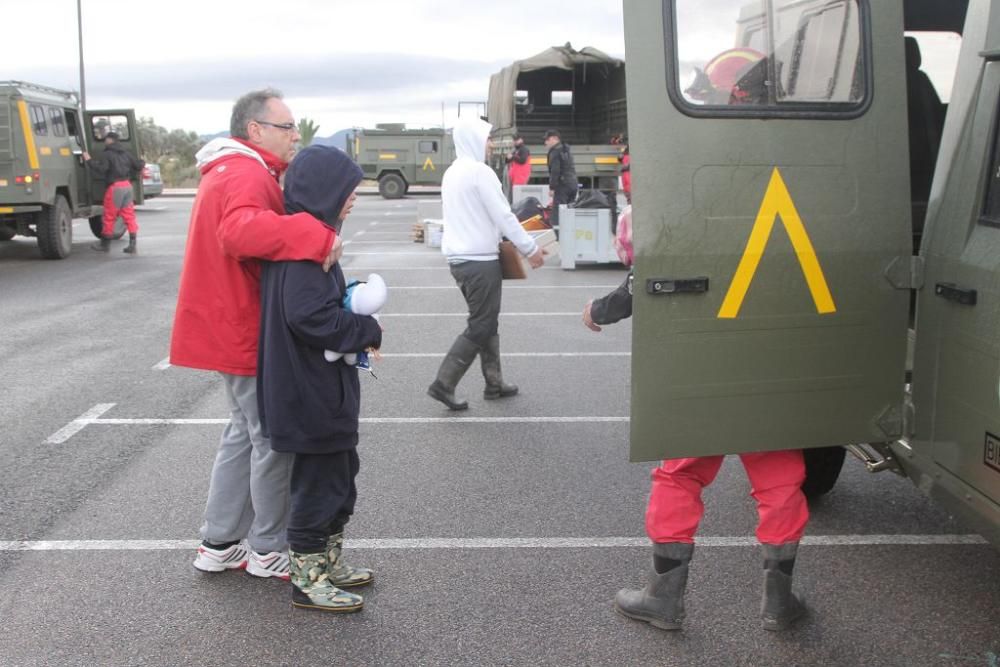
{"left": 416, "top": 137, "right": 444, "bottom": 184}
{"left": 624, "top": 0, "right": 911, "bottom": 460}
{"left": 83, "top": 109, "right": 144, "bottom": 206}
{"left": 912, "top": 16, "right": 1000, "bottom": 510}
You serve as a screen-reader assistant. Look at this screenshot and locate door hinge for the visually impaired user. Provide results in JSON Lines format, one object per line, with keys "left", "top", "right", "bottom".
{"left": 883, "top": 255, "right": 924, "bottom": 290}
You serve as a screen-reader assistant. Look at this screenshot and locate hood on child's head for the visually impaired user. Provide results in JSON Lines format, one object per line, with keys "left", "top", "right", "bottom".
{"left": 284, "top": 145, "right": 363, "bottom": 232}
{"left": 453, "top": 117, "right": 492, "bottom": 163}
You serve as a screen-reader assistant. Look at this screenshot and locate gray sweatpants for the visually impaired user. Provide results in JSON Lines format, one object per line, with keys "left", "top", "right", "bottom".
{"left": 200, "top": 373, "right": 292, "bottom": 554}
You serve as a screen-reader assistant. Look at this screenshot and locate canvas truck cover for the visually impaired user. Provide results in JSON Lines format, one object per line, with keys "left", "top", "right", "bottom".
{"left": 487, "top": 44, "right": 624, "bottom": 129}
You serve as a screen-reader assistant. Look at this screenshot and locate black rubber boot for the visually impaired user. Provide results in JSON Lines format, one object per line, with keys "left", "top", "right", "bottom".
{"left": 427, "top": 335, "right": 479, "bottom": 410}
{"left": 761, "top": 542, "right": 806, "bottom": 631}
{"left": 123, "top": 233, "right": 137, "bottom": 255}
{"left": 481, "top": 335, "right": 518, "bottom": 399}
{"left": 613, "top": 542, "right": 693, "bottom": 630}
{"left": 91, "top": 237, "right": 111, "bottom": 252}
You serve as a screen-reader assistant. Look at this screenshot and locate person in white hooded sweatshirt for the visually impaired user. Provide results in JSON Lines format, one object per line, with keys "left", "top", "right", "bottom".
{"left": 427, "top": 117, "right": 545, "bottom": 410}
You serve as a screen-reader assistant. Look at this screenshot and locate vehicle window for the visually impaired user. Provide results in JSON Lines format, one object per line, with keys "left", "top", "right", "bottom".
{"left": 672, "top": 0, "right": 867, "bottom": 113}
{"left": 30, "top": 104, "right": 48, "bottom": 135}
{"left": 515, "top": 90, "right": 529, "bottom": 106}
{"left": 979, "top": 104, "right": 1000, "bottom": 228}
{"left": 65, "top": 110, "right": 79, "bottom": 137}
{"left": 419, "top": 141, "right": 438, "bottom": 153}
{"left": 552, "top": 91, "right": 573, "bottom": 106}
{"left": 90, "top": 114, "right": 130, "bottom": 141}
{"left": 48, "top": 107, "right": 67, "bottom": 137}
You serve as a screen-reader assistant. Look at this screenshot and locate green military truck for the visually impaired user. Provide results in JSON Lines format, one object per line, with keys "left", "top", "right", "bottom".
{"left": 0, "top": 81, "right": 142, "bottom": 259}
{"left": 486, "top": 44, "right": 627, "bottom": 200}
{"left": 625, "top": 0, "right": 999, "bottom": 547}
{"left": 349, "top": 124, "right": 454, "bottom": 199}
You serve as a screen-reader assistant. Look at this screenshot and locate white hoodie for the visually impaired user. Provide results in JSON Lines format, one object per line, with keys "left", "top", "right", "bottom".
{"left": 441, "top": 118, "right": 538, "bottom": 262}
{"left": 195, "top": 137, "right": 271, "bottom": 172}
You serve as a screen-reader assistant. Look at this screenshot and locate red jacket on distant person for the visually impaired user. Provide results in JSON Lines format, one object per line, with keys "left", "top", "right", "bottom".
{"left": 507, "top": 143, "right": 531, "bottom": 187}
{"left": 169, "top": 138, "right": 335, "bottom": 377}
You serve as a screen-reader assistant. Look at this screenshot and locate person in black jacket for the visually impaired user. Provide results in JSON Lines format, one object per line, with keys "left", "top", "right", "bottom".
{"left": 257, "top": 145, "right": 383, "bottom": 613}
{"left": 83, "top": 132, "right": 145, "bottom": 254}
{"left": 543, "top": 129, "right": 578, "bottom": 227}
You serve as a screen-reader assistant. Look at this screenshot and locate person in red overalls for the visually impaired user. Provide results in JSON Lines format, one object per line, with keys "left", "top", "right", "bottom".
{"left": 506, "top": 135, "right": 531, "bottom": 190}
{"left": 84, "top": 131, "right": 145, "bottom": 255}
{"left": 583, "top": 207, "right": 809, "bottom": 632}
{"left": 619, "top": 143, "right": 631, "bottom": 204}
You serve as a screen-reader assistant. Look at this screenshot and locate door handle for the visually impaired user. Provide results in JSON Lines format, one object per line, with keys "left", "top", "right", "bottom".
{"left": 646, "top": 277, "right": 709, "bottom": 295}
{"left": 934, "top": 282, "right": 977, "bottom": 306}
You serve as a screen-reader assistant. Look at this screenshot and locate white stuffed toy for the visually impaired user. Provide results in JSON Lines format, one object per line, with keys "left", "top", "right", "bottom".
{"left": 324, "top": 273, "right": 387, "bottom": 368}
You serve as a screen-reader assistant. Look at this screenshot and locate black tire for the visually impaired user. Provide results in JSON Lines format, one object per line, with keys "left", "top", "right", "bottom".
{"left": 37, "top": 195, "right": 73, "bottom": 259}
{"left": 89, "top": 215, "right": 126, "bottom": 240}
{"left": 0, "top": 225, "right": 15, "bottom": 241}
{"left": 378, "top": 173, "right": 406, "bottom": 199}
{"left": 801, "top": 446, "right": 847, "bottom": 499}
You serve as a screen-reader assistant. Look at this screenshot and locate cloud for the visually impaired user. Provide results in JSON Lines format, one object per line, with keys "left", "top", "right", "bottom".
{"left": 20, "top": 53, "right": 508, "bottom": 104}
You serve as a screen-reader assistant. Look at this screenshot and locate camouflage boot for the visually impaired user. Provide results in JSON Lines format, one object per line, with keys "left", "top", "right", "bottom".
{"left": 761, "top": 542, "right": 806, "bottom": 631}
{"left": 613, "top": 542, "right": 693, "bottom": 630}
{"left": 288, "top": 549, "right": 363, "bottom": 613}
{"left": 326, "top": 532, "right": 374, "bottom": 588}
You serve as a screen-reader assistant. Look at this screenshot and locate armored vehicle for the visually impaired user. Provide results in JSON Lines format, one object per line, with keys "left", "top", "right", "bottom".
{"left": 624, "top": 0, "right": 1000, "bottom": 547}
{"left": 486, "top": 44, "right": 627, "bottom": 202}
{"left": 0, "top": 81, "right": 142, "bottom": 258}
{"left": 349, "top": 124, "right": 454, "bottom": 199}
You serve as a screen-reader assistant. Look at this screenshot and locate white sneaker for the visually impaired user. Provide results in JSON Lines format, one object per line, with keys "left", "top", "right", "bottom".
{"left": 192, "top": 541, "right": 249, "bottom": 572}
{"left": 246, "top": 549, "right": 290, "bottom": 580}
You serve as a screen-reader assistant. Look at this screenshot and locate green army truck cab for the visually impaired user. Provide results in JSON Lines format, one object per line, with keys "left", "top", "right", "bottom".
{"left": 0, "top": 81, "right": 142, "bottom": 258}
{"left": 349, "top": 124, "right": 454, "bottom": 199}
{"left": 486, "top": 44, "right": 628, "bottom": 201}
{"left": 625, "top": 0, "right": 1000, "bottom": 548}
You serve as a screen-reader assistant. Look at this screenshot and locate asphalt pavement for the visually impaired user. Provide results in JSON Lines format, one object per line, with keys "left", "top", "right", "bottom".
{"left": 0, "top": 195, "right": 997, "bottom": 667}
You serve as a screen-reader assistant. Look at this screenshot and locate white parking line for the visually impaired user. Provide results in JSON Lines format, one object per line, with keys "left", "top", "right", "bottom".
{"left": 353, "top": 230, "right": 366, "bottom": 238}
{"left": 350, "top": 241, "right": 415, "bottom": 245}
{"left": 345, "top": 266, "right": 564, "bottom": 271}
{"left": 0, "top": 534, "right": 987, "bottom": 552}
{"left": 44, "top": 407, "right": 629, "bottom": 443}
{"left": 45, "top": 404, "right": 116, "bottom": 444}
{"left": 381, "top": 312, "right": 579, "bottom": 317}
{"left": 387, "top": 285, "right": 618, "bottom": 290}
{"left": 380, "top": 352, "right": 629, "bottom": 358}
{"left": 152, "top": 357, "right": 171, "bottom": 370}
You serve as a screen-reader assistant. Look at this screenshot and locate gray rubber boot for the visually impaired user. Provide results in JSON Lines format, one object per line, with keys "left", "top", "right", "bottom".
{"left": 91, "top": 237, "right": 111, "bottom": 252}
{"left": 613, "top": 542, "right": 694, "bottom": 630}
{"left": 761, "top": 542, "right": 806, "bottom": 631}
{"left": 123, "top": 233, "right": 137, "bottom": 254}
{"left": 427, "top": 335, "right": 479, "bottom": 410}
{"left": 481, "top": 335, "right": 518, "bottom": 399}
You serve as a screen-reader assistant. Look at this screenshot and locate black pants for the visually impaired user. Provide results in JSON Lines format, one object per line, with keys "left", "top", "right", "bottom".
{"left": 287, "top": 449, "right": 359, "bottom": 553}
{"left": 550, "top": 188, "right": 576, "bottom": 233}
{"left": 449, "top": 260, "right": 502, "bottom": 348}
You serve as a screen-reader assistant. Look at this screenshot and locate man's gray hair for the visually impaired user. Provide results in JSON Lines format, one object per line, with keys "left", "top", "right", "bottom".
{"left": 230, "top": 88, "right": 283, "bottom": 140}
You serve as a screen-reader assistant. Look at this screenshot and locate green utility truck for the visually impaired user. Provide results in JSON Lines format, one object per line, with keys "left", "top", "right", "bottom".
{"left": 349, "top": 124, "right": 454, "bottom": 199}
{"left": 625, "top": 0, "right": 1000, "bottom": 547}
{"left": 0, "top": 81, "right": 142, "bottom": 259}
{"left": 486, "top": 44, "right": 628, "bottom": 200}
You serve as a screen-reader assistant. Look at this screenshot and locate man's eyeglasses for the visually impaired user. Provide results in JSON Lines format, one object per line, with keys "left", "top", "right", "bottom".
{"left": 255, "top": 120, "right": 297, "bottom": 132}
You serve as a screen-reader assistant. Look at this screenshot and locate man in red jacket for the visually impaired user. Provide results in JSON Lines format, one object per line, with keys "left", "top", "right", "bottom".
{"left": 170, "top": 89, "right": 343, "bottom": 580}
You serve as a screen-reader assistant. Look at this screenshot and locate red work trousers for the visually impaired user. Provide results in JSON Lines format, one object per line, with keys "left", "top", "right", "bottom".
{"left": 645, "top": 450, "right": 808, "bottom": 545}
{"left": 102, "top": 180, "right": 138, "bottom": 236}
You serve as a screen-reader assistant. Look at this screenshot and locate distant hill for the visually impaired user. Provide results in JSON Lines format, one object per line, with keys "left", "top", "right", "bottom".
{"left": 198, "top": 129, "right": 353, "bottom": 151}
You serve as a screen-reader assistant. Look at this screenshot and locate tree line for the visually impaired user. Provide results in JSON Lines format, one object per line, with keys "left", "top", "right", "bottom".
{"left": 136, "top": 117, "right": 322, "bottom": 188}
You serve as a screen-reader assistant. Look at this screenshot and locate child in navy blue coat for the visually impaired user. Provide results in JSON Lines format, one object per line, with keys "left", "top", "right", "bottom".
{"left": 257, "top": 145, "right": 383, "bottom": 613}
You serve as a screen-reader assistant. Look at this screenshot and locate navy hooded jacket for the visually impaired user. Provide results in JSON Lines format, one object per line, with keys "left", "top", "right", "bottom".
{"left": 257, "top": 146, "right": 382, "bottom": 454}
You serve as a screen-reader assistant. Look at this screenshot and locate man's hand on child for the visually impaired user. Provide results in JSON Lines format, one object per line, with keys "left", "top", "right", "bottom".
{"left": 322, "top": 235, "right": 345, "bottom": 272}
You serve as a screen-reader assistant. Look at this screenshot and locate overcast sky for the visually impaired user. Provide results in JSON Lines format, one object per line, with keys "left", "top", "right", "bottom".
{"left": 0, "top": 0, "right": 625, "bottom": 136}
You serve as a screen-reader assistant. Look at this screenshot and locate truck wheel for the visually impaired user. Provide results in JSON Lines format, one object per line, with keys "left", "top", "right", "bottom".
{"left": 89, "top": 216, "right": 127, "bottom": 240}
{"left": 0, "top": 225, "right": 15, "bottom": 241}
{"left": 37, "top": 195, "right": 73, "bottom": 259}
{"left": 801, "top": 446, "right": 846, "bottom": 499}
{"left": 378, "top": 173, "right": 406, "bottom": 199}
